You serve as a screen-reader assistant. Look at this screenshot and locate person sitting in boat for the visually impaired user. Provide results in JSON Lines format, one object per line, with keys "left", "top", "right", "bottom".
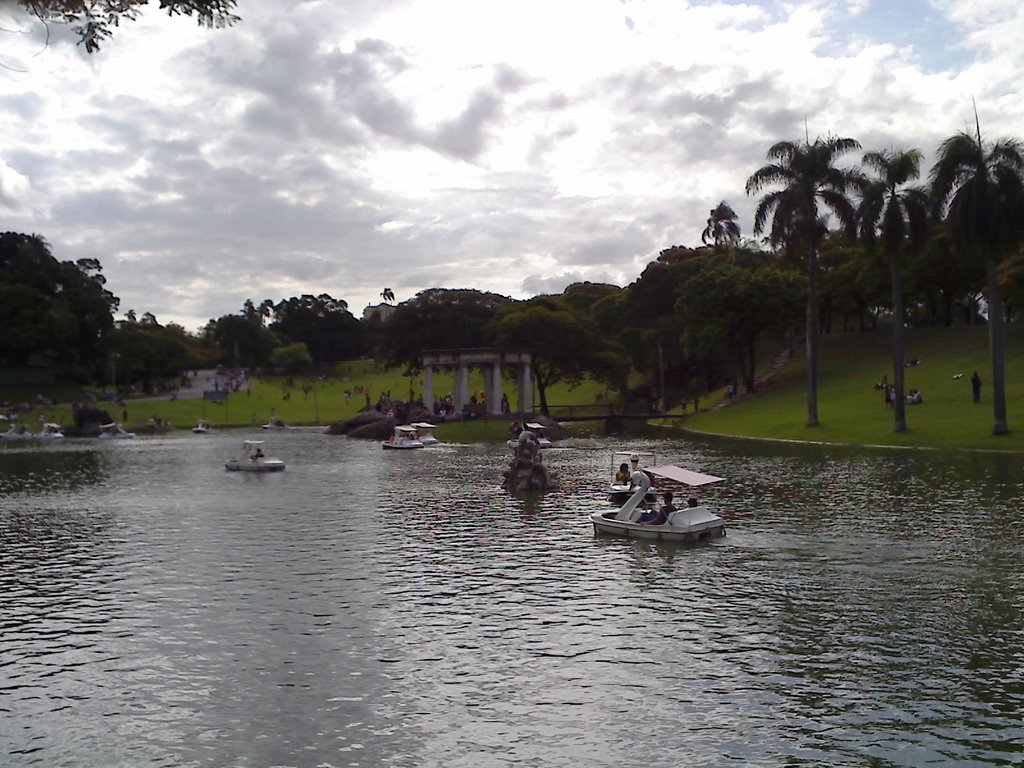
{"left": 637, "top": 491, "right": 676, "bottom": 525}
{"left": 250, "top": 447, "right": 264, "bottom": 461}
{"left": 614, "top": 462, "right": 630, "bottom": 484}
{"left": 688, "top": 496, "right": 699, "bottom": 508}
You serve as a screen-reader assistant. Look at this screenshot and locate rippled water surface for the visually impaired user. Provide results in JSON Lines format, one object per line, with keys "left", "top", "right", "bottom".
{"left": 1, "top": 430, "right": 1023, "bottom": 767}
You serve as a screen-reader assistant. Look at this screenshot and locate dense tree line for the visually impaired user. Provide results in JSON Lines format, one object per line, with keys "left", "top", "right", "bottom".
{"left": 4, "top": 121, "right": 1022, "bottom": 425}
{"left": 0, "top": 232, "right": 117, "bottom": 381}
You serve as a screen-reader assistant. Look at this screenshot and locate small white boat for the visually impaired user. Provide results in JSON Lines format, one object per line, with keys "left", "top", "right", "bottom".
{"left": 591, "top": 464, "right": 726, "bottom": 542}
{"left": 382, "top": 424, "right": 424, "bottom": 450}
{"left": 192, "top": 419, "right": 212, "bottom": 434}
{"left": 0, "top": 424, "right": 33, "bottom": 441}
{"left": 225, "top": 439, "right": 285, "bottom": 472}
{"left": 411, "top": 421, "right": 441, "bottom": 446}
{"left": 99, "top": 422, "right": 135, "bottom": 439}
{"left": 507, "top": 421, "right": 553, "bottom": 450}
{"left": 35, "top": 422, "right": 65, "bottom": 440}
{"left": 608, "top": 450, "right": 658, "bottom": 504}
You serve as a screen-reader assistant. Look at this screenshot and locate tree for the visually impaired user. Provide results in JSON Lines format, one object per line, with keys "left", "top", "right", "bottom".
{"left": 105, "top": 320, "right": 193, "bottom": 394}
{"left": 494, "top": 299, "right": 619, "bottom": 415}
{"left": 0, "top": 231, "right": 118, "bottom": 378}
{"left": 930, "top": 120, "right": 1024, "bottom": 435}
{"left": 913, "top": 224, "right": 985, "bottom": 326}
{"left": 858, "top": 148, "right": 930, "bottom": 433}
{"left": 14, "top": 0, "right": 239, "bottom": 53}
{"left": 269, "top": 293, "right": 365, "bottom": 365}
{"left": 270, "top": 342, "right": 313, "bottom": 374}
{"left": 676, "top": 262, "right": 802, "bottom": 393}
{"left": 746, "top": 135, "right": 863, "bottom": 427}
{"left": 617, "top": 247, "right": 712, "bottom": 406}
{"left": 200, "top": 311, "right": 279, "bottom": 368}
{"left": 374, "top": 288, "right": 512, "bottom": 372}
{"left": 701, "top": 200, "right": 742, "bottom": 250}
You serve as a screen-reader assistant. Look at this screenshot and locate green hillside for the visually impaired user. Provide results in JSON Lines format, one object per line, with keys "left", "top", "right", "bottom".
{"left": 684, "top": 324, "right": 1024, "bottom": 451}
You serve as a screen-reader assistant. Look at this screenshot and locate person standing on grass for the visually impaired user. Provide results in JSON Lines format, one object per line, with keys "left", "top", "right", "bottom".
{"left": 971, "top": 371, "right": 982, "bottom": 403}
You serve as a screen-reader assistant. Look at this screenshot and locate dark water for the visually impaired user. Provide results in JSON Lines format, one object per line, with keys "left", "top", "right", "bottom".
{"left": 1, "top": 430, "right": 1022, "bottom": 767}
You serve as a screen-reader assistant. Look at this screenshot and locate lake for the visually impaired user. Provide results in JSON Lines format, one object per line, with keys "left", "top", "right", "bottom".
{"left": 1, "top": 429, "right": 1022, "bottom": 767}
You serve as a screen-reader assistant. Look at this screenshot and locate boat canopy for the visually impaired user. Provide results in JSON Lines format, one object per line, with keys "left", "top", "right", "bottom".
{"left": 412, "top": 422, "right": 436, "bottom": 429}
{"left": 100, "top": 423, "right": 117, "bottom": 429}
{"left": 395, "top": 425, "right": 418, "bottom": 433}
{"left": 243, "top": 439, "right": 264, "bottom": 446}
{"left": 524, "top": 422, "right": 546, "bottom": 430}
{"left": 647, "top": 465, "right": 724, "bottom": 487}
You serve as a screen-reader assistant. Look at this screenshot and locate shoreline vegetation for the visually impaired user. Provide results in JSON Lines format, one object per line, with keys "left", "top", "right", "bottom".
{"left": 680, "top": 324, "right": 1024, "bottom": 453}
{"left": 4, "top": 325, "right": 1021, "bottom": 452}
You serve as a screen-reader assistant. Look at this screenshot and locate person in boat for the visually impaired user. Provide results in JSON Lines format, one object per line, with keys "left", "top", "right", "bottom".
{"left": 614, "top": 462, "right": 630, "bottom": 484}
{"left": 508, "top": 420, "right": 522, "bottom": 438}
{"left": 638, "top": 491, "right": 676, "bottom": 525}
{"left": 688, "top": 496, "right": 699, "bottom": 508}
{"left": 250, "top": 447, "right": 264, "bottom": 461}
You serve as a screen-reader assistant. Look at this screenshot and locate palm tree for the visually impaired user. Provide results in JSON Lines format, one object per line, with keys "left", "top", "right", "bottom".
{"left": 746, "top": 135, "right": 862, "bottom": 427}
{"left": 858, "top": 148, "right": 930, "bottom": 433}
{"left": 931, "top": 118, "right": 1024, "bottom": 435}
{"left": 380, "top": 287, "right": 395, "bottom": 304}
{"left": 701, "top": 200, "right": 742, "bottom": 250}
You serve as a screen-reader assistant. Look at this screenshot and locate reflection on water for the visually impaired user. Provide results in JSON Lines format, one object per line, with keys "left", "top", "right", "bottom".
{"left": 1, "top": 431, "right": 1023, "bottom": 767}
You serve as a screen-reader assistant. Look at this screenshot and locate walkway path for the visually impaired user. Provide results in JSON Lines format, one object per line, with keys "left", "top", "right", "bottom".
{"left": 710, "top": 344, "right": 795, "bottom": 411}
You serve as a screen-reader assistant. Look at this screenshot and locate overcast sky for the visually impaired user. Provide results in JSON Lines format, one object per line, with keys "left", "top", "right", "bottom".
{"left": 2, "top": 0, "right": 1022, "bottom": 332}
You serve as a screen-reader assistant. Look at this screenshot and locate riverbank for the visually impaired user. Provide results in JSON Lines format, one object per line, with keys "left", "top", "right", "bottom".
{"left": 682, "top": 325, "right": 1024, "bottom": 452}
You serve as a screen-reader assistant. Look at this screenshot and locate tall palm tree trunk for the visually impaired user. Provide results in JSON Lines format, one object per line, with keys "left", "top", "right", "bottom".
{"left": 986, "top": 254, "right": 1009, "bottom": 434}
{"left": 805, "top": 247, "right": 820, "bottom": 427}
{"left": 890, "top": 259, "right": 907, "bottom": 432}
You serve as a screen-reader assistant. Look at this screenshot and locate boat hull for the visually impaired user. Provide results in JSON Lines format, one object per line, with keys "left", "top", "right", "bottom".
{"left": 590, "top": 508, "right": 726, "bottom": 542}
{"left": 382, "top": 442, "right": 423, "bottom": 450}
{"left": 225, "top": 459, "right": 285, "bottom": 472}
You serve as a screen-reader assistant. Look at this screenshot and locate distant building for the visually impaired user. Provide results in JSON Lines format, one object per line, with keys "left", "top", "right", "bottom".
{"left": 363, "top": 303, "right": 396, "bottom": 322}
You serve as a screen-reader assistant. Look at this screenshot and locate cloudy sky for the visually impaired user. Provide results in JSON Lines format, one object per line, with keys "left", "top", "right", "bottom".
{"left": 2, "top": 0, "right": 1023, "bottom": 332}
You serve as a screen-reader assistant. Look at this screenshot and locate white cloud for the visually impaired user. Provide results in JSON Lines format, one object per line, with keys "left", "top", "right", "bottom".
{"left": 0, "top": 0, "right": 1022, "bottom": 330}
{"left": 0, "top": 157, "right": 30, "bottom": 209}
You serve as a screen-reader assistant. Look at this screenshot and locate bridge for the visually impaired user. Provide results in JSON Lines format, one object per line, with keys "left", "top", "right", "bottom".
{"left": 544, "top": 403, "right": 689, "bottom": 423}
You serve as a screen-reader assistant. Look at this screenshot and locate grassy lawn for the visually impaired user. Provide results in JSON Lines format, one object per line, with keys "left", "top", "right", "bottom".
{"left": 8, "top": 325, "right": 1019, "bottom": 451}
{"left": 685, "top": 324, "right": 1024, "bottom": 452}
{"left": 2, "top": 361, "right": 608, "bottom": 434}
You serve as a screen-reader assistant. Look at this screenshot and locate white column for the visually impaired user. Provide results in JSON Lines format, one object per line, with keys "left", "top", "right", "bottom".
{"left": 518, "top": 362, "right": 533, "bottom": 414}
{"left": 455, "top": 364, "right": 470, "bottom": 413}
{"left": 422, "top": 365, "right": 435, "bottom": 414}
{"left": 489, "top": 361, "right": 503, "bottom": 415}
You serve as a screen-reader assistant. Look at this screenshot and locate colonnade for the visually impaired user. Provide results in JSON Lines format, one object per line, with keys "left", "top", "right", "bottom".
{"left": 421, "top": 348, "right": 533, "bottom": 416}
